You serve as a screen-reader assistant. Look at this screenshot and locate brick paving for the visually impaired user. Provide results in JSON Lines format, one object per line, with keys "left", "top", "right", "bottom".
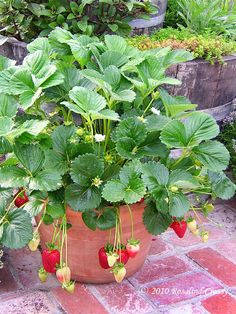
{"left": 0, "top": 200, "right": 236, "bottom": 314}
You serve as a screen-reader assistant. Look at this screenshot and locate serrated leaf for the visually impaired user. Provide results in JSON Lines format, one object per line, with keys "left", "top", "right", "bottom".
{"left": 160, "top": 112, "right": 219, "bottom": 148}
{"left": 51, "top": 124, "right": 76, "bottom": 154}
{"left": 71, "top": 154, "right": 104, "bottom": 183}
{"left": 14, "top": 143, "right": 45, "bottom": 175}
{"left": 169, "top": 169, "right": 199, "bottom": 189}
{"left": 114, "top": 117, "right": 147, "bottom": 144}
{"left": 65, "top": 86, "right": 106, "bottom": 116}
{"left": 2, "top": 208, "right": 33, "bottom": 249}
{"left": 102, "top": 180, "right": 125, "bottom": 202}
{"left": 0, "top": 166, "right": 28, "bottom": 188}
{"left": 169, "top": 193, "right": 190, "bottom": 217}
{"left": 209, "top": 171, "right": 236, "bottom": 200}
{"left": 143, "top": 202, "right": 172, "bottom": 235}
{"left": 142, "top": 162, "right": 169, "bottom": 190}
{"left": 100, "top": 51, "right": 128, "bottom": 69}
{"left": 29, "top": 170, "right": 62, "bottom": 191}
{"left": 192, "top": 140, "right": 230, "bottom": 171}
{"left": 0, "top": 94, "right": 18, "bottom": 118}
{"left": 82, "top": 207, "right": 116, "bottom": 231}
{"left": 123, "top": 177, "right": 146, "bottom": 204}
{"left": 23, "top": 191, "right": 47, "bottom": 217}
{"left": 65, "top": 184, "right": 101, "bottom": 211}
{"left": 0, "top": 117, "right": 14, "bottom": 135}
{"left": 146, "top": 114, "right": 171, "bottom": 132}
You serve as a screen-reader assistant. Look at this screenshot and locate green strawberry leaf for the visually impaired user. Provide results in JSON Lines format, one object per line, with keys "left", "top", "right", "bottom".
{"left": 82, "top": 207, "right": 116, "bottom": 231}
{"left": 14, "top": 143, "right": 45, "bottom": 175}
{"left": 169, "top": 193, "right": 190, "bottom": 217}
{"left": 2, "top": 208, "right": 33, "bottom": 249}
{"left": 192, "top": 140, "right": 230, "bottom": 172}
{"left": 65, "top": 184, "right": 101, "bottom": 211}
{"left": 143, "top": 201, "right": 172, "bottom": 235}
{"left": 209, "top": 171, "right": 236, "bottom": 200}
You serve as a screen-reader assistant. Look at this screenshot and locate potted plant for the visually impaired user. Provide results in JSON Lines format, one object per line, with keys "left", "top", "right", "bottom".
{"left": 0, "top": 28, "right": 235, "bottom": 292}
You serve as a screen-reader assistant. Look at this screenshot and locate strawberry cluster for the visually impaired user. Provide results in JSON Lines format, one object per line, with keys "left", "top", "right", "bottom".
{"left": 98, "top": 239, "right": 140, "bottom": 283}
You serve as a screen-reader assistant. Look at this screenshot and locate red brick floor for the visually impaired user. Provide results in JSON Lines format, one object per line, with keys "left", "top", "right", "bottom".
{"left": 0, "top": 199, "right": 236, "bottom": 313}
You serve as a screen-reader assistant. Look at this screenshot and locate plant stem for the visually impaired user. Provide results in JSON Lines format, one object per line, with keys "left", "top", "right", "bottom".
{"left": 126, "top": 204, "right": 134, "bottom": 239}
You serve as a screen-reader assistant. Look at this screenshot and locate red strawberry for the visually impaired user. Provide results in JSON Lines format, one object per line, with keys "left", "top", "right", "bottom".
{"left": 116, "top": 248, "right": 129, "bottom": 265}
{"left": 137, "top": 198, "right": 144, "bottom": 203}
{"left": 170, "top": 221, "right": 187, "bottom": 238}
{"left": 14, "top": 190, "right": 29, "bottom": 208}
{"left": 98, "top": 247, "right": 110, "bottom": 269}
{"left": 42, "top": 249, "right": 60, "bottom": 273}
{"left": 126, "top": 239, "right": 140, "bottom": 258}
{"left": 56, "top": 266, "right": 71, "bottom": 284}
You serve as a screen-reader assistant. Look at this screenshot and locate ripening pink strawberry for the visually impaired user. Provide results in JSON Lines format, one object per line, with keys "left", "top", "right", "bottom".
{"left": 126, "top": 239, "right": 140, "bottom": 258}
{"left": 56, "top": 266, "right": 71, "bottom": 284}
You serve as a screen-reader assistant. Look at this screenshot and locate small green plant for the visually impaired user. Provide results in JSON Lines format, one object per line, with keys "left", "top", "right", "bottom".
{"left": 164, "top": 0, "right": 183, "bottom": 28}
{"left": 128, "top": 27, "right": 236, "bottom": 63}
{"left": 0, "top": 0, "right": 156, "bottom": 42}
{"left": 218, "top": 112, "right": 236, "bottom": 181}
{"left": 177, "top": 0, "right": 236, "bottom": 39}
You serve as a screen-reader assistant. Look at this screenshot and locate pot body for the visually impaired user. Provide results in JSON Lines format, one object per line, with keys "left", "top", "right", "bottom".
{"left": 37, "top": 203, "right": 152, "bottom": 283}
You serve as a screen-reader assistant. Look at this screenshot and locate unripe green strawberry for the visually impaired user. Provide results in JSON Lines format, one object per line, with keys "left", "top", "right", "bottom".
{"left": 201, "top": 231, "right": 209, "bottom": 243}
{"left": 192, "top": 228, "right": 199, "bottom": 236}
{"left": 205, "top": 203, "right": 214, "bottom": 212}
{"left": 28, "top": 231, "right": 40, "bottom": 251}
{"left": 38, "top": 267, "right": 48, "bottom": 283}
{"left": 187, "top": 219, "right": 197, "bottom": 232}
{"left": 64, "top": 281, "right": 75, "bottom": 294}
{"left": 112, "top": 263, "right": 126, "bottom": 283}
{"left": 107, "top": 253, "right": 118, "bottom": 267}
{"left": 170, "top": 186, "right": 178, "bottom": 193}
{"left": 76, "top": 128, "right": 84, "bottom": 136}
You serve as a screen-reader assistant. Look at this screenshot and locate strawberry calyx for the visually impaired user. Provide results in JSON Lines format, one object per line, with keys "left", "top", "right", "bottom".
{"left": 127, "top": 238, "right": 140, "bottom": 246}
{"left": 46, "top": 242, "right": 58, "bottom": 251}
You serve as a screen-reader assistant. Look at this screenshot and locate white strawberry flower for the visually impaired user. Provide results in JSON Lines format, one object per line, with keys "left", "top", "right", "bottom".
{"left": 151, "top": 107, "right": 160, "bottom": 115}
{"left": 94, "top": 134, "right": 105, "bottom": 142}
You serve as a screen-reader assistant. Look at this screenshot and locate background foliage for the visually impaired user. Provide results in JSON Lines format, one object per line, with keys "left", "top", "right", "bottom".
{"left": 0, "top": 0, "right": 156, "bottom": 41}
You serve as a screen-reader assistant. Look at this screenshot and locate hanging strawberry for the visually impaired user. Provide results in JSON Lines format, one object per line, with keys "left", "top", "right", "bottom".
{"left": 38, "top": 267, "right": 48, "bottom": 283}
{"left": 116, "top": 247, "right": 129, "bottom": 265}
{"left": 112, "top": 263, "right": 126, "bottom": 283}
{"left": 98, "top": 246, "right": 111, "bottom": 269}
{"left": 107, "top": 252, "right": 119, "bottom": 267}
{"left": 56, "top": 266, "right": 71, "bottom": 285}
{"left": 170, "top": 220, "right": 187, "bottom": 238}
{"left": 14, "top": 189, "right": 29, "bottom": 208}
{"left": 28, "top": 231, "right": 40, "bottom": 252}
{"left": 126, "top": 239, "right": 140, "bottom": 258}
{"left": 187, "top": 217, "right": 197, "bottom": 232}
{"left": 64, "top": 281, "right": 75, "bottom": 294}
{"left": 42, "top": 248, "right": 60, "bottom": 273}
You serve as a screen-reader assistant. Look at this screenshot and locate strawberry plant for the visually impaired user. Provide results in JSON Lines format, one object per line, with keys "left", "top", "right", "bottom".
{"left": 0, "top": 29, "right": 235, "bottom": 286}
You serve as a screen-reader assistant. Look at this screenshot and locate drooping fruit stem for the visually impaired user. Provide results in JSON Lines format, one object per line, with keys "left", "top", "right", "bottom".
{"left": 126, "top": 204, "right": 134, "bottom": 239}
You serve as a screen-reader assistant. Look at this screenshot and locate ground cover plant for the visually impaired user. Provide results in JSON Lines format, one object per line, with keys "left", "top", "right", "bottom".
{"left": 128, "top": 27, "right": 236, "bottom": 63}
{"left": 0, "top": 28, "right": 235, "bottom": 291}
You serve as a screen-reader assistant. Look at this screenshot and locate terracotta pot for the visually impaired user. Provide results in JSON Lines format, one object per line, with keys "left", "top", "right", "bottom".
{"left": 36, "top": 202, "right": 152, "bottom": 284}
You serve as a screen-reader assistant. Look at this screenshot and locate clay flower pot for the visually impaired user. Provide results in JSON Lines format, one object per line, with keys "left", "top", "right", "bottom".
{"left": 37, "top": 202, "right": 152, "bottom": 283}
